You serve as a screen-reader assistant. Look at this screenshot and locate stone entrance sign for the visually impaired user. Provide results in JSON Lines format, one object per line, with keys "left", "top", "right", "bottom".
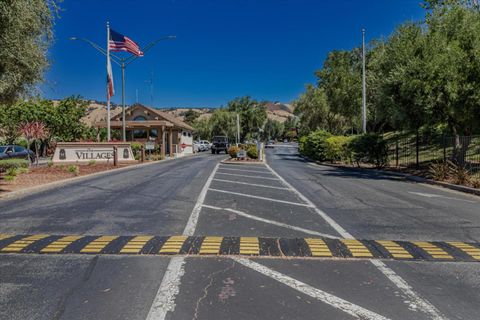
{"left": 53, "top": 142, "right": 135, "bottom": 164}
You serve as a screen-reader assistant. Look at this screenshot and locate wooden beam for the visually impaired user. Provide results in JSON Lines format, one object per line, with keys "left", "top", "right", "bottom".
{"left": 169, "top": 128, "right": 174, "bottom": 157}
{"left": 161, "top": 125, "right": 165, "bottom": 158}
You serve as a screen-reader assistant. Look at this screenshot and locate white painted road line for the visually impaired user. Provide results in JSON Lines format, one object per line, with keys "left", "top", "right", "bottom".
{"left": 264, "top": 163, "right": 446, "bottom": 320}
{"left": 213, "top": 178, "right": 289, "bottom": 190}
{"left": 202, "top": 204, "right": 340, "bottom": 239}
{"left": 208, "top": 188, "right": 313, "bottom": 207}
{"left": 146, "top": 162, "right": 220, "bottom": 320}
{"left": 408, "top": 192, "right": 477, "bottom": 203}
{"left": 216, "top": 172, "right": 280, "bottom": 181}
{"left": 218, "top": 167, "right": 273, "bottom": 174}
{"left": 233, "top": 257, "right": 391, "bottom": 320}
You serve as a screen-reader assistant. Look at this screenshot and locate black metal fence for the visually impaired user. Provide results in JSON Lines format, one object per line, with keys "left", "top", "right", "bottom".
{"left": 387, "top": 134, "right": 480, "bottom": 178}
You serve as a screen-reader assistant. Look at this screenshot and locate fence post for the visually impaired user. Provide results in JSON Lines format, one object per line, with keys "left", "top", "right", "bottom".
{"left": 443, "top": 134, "right": 447, "bottom": 163}
{"left": 141, "top": 146, "right": 145, "bottom": 162}
{"left": 415, "top": 130, "right": 420, "bottom": 169}
{"left": 395, "top": 138, "right": 399, "bottom": 167}
{"left": 113, "top": 146, "right": 118, "bottom": 167}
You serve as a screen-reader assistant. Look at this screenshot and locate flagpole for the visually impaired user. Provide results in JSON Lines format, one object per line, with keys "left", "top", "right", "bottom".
{"left": 106, "top": 21, "right": 111, "bottom": 142}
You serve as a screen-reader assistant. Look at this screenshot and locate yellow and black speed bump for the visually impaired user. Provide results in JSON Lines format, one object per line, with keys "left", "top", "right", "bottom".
{"left": 0, "top": 234, "right": 479, "bottom": 262}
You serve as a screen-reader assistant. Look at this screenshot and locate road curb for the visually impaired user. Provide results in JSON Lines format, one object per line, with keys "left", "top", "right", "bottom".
{"left": 302, "top": 156, "right": 480, "bottom": 197}
{"left": 0, "top": 156, "right": 184, "bottom": 201}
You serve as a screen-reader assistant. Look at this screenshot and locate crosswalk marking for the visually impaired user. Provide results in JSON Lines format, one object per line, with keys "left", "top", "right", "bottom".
{"left": 447, "top": 242, "right": 480, "bottom": 260}
{"left": 305, "top": 238, "right": 332, "bottom": 257}
{"left": 413, "top": 241, "right": 453, "bottom": 260}
{"left": 199, "top": 236, "right": 223, "bottom": 254}
{"left": 80, "top": 236, "right": 118, "bottom": 253}
{"left": 41, "top": 235, "right": 83, "bottom": 253}
{"left": 120, "top": 236, "right": 153, "bottom": 254}
{"left": 1, "top": 234, "right": 50, "bottom": 253}
{"left": 342, "top": 239, "right": 373, "bottom": 258}
{"left": 159, "top": 236, "right": 187, "bottom": 254}
{"left": 240, "top": 237, "right": 259, "bottom": 255}
{"left": 376, "top": 241, "right": 413, "bottom": 259}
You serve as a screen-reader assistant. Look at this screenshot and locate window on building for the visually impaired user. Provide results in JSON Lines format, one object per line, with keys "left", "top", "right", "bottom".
{"left": 134, "top": 116, "right": 147, "bottom": 121}
{"left": 133, "top": 129, "right": 147, "bottom": 139}
{"left": 150, "top": 128, "right": 158, "bottom": 138}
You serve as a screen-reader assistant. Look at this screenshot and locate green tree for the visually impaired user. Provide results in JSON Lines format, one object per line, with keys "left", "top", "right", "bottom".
{"left": 262, "top": 119, "right": 284, "bottom": 141}
{"left": 294, "top": 85, "right": 348, "bottom": 135}
{"left": 316, "top": 49, "right": 363, "bottom": 131}
{"left": 227, "top": 96, "right": 267, "bottom": 141}
{"left": 182, "top": 109, "right": 200, "bottom": 124}
{"left": 209, "top": 109, "right": 237, "bottom": 140}
{"left": 193, "top": 118, "right": 211, "bottom": 140}
{"left": 0, "top": 0, "right": 58, "bottom": 104}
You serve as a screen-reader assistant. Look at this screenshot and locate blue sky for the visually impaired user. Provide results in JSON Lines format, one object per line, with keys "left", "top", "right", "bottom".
{"left": 43, "top": 0, "right": 425, "bottom": 108}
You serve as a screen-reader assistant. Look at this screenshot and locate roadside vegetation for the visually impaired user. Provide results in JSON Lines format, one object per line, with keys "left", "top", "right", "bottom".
{"left": 193, "top": 96, "right": 297, "bottom": 142}
{"left": 295, "top": 0, "right": 480, "bottom": 188}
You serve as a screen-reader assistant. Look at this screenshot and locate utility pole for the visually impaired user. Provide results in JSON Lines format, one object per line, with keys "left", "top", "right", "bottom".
{"left": 236, "top": 113, "right": 240, "bottom": 146}
{"left": 362, "top": 28, "right": 367, "bottom": 134}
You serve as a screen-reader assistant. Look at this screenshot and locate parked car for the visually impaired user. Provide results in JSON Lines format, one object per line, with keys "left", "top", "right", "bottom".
{"left": 211, "top": 136, "right": 229, "bottom": 154}
{"left": 265, "top": 140, "right": 275, "bottom": 148}
{"left": 0, "top": 145, "right": 35, "bottom": 162}
{"left": 199, "top": 140, "right": 211, "bottom": 150}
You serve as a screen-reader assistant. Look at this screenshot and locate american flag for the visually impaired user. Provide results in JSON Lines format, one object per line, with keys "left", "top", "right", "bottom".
{"left": 109, "top": 29, "right": 144, "bottom": 57}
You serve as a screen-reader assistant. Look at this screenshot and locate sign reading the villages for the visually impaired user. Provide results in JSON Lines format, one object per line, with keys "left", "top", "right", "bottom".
{"left": 237, "top": 150, "right": 247, "bottom": 158}
{"left": 53, "top": 142, "right": 135, "bottom": 164}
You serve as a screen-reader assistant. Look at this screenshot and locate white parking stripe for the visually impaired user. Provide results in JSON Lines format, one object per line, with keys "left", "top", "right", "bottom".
{"left": 208, "top": 188, "right": 313, "bottom": 207}
{"left": 146, "top": 163, "right": 220, "bottom": 320}
{"left": 264, "top": 163, "right": 446, "bottom": 320}
{"left": 218, "top": 167, "right": 272, "bottom": 174}
{"left": 202, "top": 204, "right": 339, "bottom": 239}
{"left": 213, "top": 178, "right": 289, "bottom": 190}
{"left": 233, "top": 257, "right": 391, "bottom": 320}
{"left": 216, "top": 171, "right": 279, "bottom": 180}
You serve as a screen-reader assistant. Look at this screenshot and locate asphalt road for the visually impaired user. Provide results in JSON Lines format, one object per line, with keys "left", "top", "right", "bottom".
{"left": 0, "top": 146, "right": 479, "bottom": 320}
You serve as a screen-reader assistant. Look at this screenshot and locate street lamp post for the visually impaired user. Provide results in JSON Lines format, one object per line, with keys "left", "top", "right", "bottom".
{"left": 69, "top": 35, "right": 176, "bottom": 141}
{"left": 362, "top": 28, "right": 367, "bottom": 134}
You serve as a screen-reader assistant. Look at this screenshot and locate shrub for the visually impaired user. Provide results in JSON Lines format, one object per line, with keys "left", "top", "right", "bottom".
{"left": 130, "top": 142, "right": 143, "bottom": 156}
{"left": 298, "top": 130, "right": 332, "bottom": 161}
{"left": 349, "top": 133, "right": 388, "bottom": 168}
{"left": 149, "top": 154, "right": 165, "bottom": 161}
{"left": 325, "top": 136, "right": 352, "bottom": 163}
{"left": 67, "top": 165, "right": 79, "bottom": 176}
{"left": 472, "top": 178, "right": 480, "bottom": 189}
{"left": 3, "top": 175, "right": 15, "bottom": 182}
{"left": 449, "top": 162, "right": 471, "bottom": 185}
{"left": 5, "top": 168, "right": 17, "bottom": 177}
{"left": 429, "top": 161, "right": 449, "bottom": 181}
{"left": 228, "top": 146, "right": 240, "bottom": 158}
{"left": 247, "top": 145, "right": 258, "bottom": 159}
{"left": 88, "top": 160, "right": 96, "bottom": 166}
{"left": 47, "top": 161, "right": 54, "bottom": 167}
{"left": 18, "top": 167, "right": 29, "bottom": 174}
{"left": 0, "top": 159, "right": 29, "bottom": 173}
{"left": 14, "top": 138, "right": 29, "bottom": 149}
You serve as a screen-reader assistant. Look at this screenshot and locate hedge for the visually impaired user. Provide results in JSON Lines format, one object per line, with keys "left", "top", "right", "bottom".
{"left": 298, "top": 130, "right": 332, "bottom": 161}
{"left": 299, "top": 132, "right": 388, "bottom": 167}
{"left": 246, "top": 145, "right": 258, "bottom": 159}
{"left": 0, "top": 159, "right": 29, "bottom": 173}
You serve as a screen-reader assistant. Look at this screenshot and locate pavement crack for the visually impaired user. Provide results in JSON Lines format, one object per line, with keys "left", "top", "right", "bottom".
{"left": 52, "top": 255, "right": 99, "bottom": 320}
{"left": 192, "top": 260, "right": 236, "bottom": 320}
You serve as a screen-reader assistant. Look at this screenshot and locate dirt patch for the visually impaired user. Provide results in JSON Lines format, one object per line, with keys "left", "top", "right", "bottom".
{"left": 0, "top": 163, "right": 135, "bottom": 194}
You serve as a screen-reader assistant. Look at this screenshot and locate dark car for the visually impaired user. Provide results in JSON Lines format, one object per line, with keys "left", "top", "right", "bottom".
{"left": 0, "top": 145, "right": 35, "bottom": 162}
{"left": 211, "top": 136, "right": 229, "bottom": 154}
